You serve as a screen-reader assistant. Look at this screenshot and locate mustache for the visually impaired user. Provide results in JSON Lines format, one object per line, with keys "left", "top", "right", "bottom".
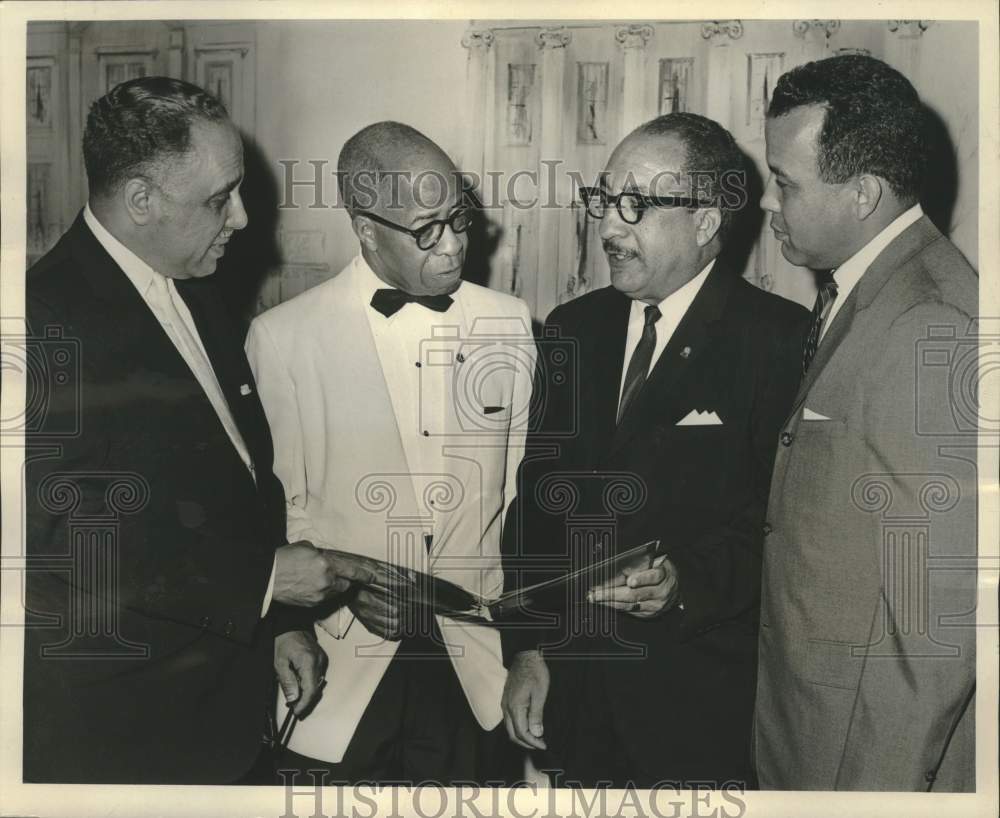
{"left": 602, "top": 240, "right": 636, "bottom": 255}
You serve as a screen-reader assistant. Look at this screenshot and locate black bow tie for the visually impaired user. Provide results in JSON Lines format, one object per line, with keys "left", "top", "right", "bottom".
{"left": 370, "top": 288, "right": 454, "bottom": 318}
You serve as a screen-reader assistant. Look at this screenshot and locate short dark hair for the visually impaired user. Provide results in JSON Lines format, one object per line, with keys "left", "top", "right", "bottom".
{"left": 338, "top": 121, "right": 449, "bottom": 215}
{"left": 768, "top": 55, "right": 926, "bottom": 202}
{"left": 632, "top": 112, "right": 747, "bottom": 244}
{"left": 83, "top": 76, "right": 229, "bottom": 197}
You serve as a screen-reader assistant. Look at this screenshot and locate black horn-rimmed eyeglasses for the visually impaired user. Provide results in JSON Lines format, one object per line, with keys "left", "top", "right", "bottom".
{"left": 357, "top": 206, "right": 473, "bottom": 251}
{"left": 579, "top": 186, "right": 709, "bottom": 225}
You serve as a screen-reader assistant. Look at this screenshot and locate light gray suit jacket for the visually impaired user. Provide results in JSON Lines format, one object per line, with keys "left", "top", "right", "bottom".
{"left": 755, "top": 216, "right": 978, "bottom": 791}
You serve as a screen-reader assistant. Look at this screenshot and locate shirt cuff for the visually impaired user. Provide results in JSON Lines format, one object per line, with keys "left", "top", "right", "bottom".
{"left": 260, "top": 555, "right": 277, "bottom": 618}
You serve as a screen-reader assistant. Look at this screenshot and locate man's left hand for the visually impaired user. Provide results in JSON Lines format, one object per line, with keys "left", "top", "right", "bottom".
{"left": 587, "top": 555, "right": 679, "bottom": 618}
{"left": 274, "top": 629, "right": 328, "bottom": 717}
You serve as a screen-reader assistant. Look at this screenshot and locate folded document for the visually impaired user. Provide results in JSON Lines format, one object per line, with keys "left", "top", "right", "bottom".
{"left": 328, "top": 539, "right": 663, "bottom": 624}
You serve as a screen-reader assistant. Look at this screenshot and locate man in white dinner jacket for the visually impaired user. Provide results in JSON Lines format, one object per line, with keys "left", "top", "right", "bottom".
{"left": 246, "top": 121, "right": 535, "bottom": 783}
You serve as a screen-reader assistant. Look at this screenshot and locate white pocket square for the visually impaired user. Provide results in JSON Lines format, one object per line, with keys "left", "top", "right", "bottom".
{"left": 802, "top": 407, "right": 831, "bottom": 421}
{"left": 676, "top": 409, "right": 723, "bottom": 426}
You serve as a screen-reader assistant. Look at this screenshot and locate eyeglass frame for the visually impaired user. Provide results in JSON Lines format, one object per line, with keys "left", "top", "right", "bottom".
{"left": 578, "top": 186, "right": 711, "bottom": 225}
{"left": 355, "top": 204, "right": 474, "bottom": 251}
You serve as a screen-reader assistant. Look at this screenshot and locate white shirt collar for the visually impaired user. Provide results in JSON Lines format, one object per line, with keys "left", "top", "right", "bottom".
{"left": 83, "top": 203, "right": 170, "bottom": 297}
{"left": 832, "top": 204, "right": 923, "bottom": 299}
{"left": 632, "top": 257, "right": 715, "bottom": 319}
{"left": 820, "top": 204, "right": 922, "bottom": 339}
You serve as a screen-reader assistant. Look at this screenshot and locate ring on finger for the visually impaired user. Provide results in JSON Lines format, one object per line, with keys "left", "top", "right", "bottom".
{"left": 629, "top": 601, "right": 641, "bottom": 612}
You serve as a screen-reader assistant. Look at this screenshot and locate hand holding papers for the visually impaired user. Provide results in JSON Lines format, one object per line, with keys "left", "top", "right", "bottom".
{"left": 272, "top": 541, "right": 383, "bottom": 607}
{"left": 587, "top": 553, "right": 680, "bottom": 618}
{"left": 325, "top": 539, "right": 664, "bottom": 624}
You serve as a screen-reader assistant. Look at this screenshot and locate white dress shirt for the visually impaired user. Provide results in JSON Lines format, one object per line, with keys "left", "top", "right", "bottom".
{"left": 821, "top": 204, "right": 924, "bottom": 340}
{"left": 357, "top": 257, "right": 466, "bottom": 537}
{"left": 83, "top": 205, "right": 275, "bottom": 615}
{"left": 618, "top": 258, "right": 715, "bottom": 403}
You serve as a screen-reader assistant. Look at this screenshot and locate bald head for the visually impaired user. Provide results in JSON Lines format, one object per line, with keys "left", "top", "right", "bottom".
{"left": 337, "top": 121, "right": 456, "bottom": 216}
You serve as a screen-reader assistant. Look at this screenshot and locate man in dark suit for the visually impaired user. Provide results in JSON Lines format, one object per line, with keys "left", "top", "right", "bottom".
{"left": 23, "top": 77, "right": 372, "bottom": 784}
{"left": 500, "top": 113, "right": 809, "bottom": 788}
{"left": 754, "top": 55, "right": 977, "bottom": 791}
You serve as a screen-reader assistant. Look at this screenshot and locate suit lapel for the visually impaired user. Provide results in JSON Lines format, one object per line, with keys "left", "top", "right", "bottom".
{"left": 589, "top": 292, "right": 632, "bottom": 456}
{"left": 608, "top": 263, "right": 731, "bottom": 457}
{"left": 783, "top": 285, "right": 859, "bottom": 426}
{"left": 174, "top": 277, "right": 274, "bottom": 475}
{"left": 70, "top": 214, "right": 265, "bottom": 482}
{"left": 782, "top": 215, "right": 941, "bottom": 426}
{"left": 69, "top": 213, "right": 204, "bottom": 384}
{"left": 336, "top": 261, "right": 425, "bottom": 533}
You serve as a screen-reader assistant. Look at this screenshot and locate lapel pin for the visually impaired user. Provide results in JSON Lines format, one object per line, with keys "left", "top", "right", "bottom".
{"left": 239, "top": 384, "right": 252, "bottom": 396}
{"left": 680, "top": 346, "right": 692, "bottom": 359}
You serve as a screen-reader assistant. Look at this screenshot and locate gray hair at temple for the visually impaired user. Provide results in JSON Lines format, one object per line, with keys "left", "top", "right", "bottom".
{"left": 337, "top": 121, "right": 451, "bottom": 215}
{"left": 629, "top": 112, "right": 748, "bottom": 245}
{"left": 83, "top": 76, "right": 229, "bottom": 198}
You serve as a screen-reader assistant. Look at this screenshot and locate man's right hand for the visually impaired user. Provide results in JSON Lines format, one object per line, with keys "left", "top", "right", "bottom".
{"left": 272, "top": 541, "right": 377, "bottom": 607}
{"left": 348, "top": 587, "right": 403, "bottom": 641}
{"left": 502, "top": 649, "right": 549, "bottom": 750}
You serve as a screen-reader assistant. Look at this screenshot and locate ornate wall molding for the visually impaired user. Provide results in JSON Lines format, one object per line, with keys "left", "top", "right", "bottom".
{"left": 535, "top": 27, "right": 571, "bottom": 50}
{"left": 701, "top": 20, "right": 743, "bottom": 42}
{"left": 793, "top": 20, "right": 841, "bottom": 39}
{"left": 461, "top": 27, "right": 495, "bottom": 50}
{"left": 615, "top": 24, "right": 653, "bottom": 49}
{"left": 888, "top": 20, "right": 933, "bottom": 38}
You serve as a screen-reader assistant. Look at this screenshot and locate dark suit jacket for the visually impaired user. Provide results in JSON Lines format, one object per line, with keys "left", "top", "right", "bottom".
{"left": 23, "top": 213, "right": 287, "bottom": 783}
{"left": 500, "top": 263, "right": 808, "bottom": 785}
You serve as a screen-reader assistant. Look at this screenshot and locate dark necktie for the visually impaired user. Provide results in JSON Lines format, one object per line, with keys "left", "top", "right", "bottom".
{"left": 370, "top": 288, "right": 453, "bottom": 318}
{"left": 617, "top": 304, "right": 661, "bottom": 425}
{"left": 802, "top": 275, "right": 838, "bottom": 375}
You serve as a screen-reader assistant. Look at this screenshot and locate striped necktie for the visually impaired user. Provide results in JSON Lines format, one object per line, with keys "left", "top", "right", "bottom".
{"left": 802, "top": 275, "right": 838, "bottom": 375}
{"left": 618, "top": 304, "right": 661, "bottom": 424}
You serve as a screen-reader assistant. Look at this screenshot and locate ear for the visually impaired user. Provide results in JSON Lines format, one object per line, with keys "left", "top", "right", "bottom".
{"left": 694, "top": 207, "right": 722, "bottom": 247}
{"left": 854, "top": 174, "right": 883, "bottom": 220}
{"left": 352, "top": 214, "right": 379, "bottom": 253}
{"left": 122, "top": 177, "right": 155, "bottom": 226}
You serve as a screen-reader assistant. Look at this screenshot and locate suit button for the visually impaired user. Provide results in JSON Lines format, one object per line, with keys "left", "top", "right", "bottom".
{"left": 924, "top": 770, "right": 937, "bottom": 784}
{"left": 763, "top": 522, "right": 773, "bottom": 536}
{"left": 199, "top": 616, "right": 211, "bottom": 629}
{"left": 780, "top": 432, "right": 793, "bottom": 446}
{"left": 223, "top": 620, "right": 235, "bottom": 636}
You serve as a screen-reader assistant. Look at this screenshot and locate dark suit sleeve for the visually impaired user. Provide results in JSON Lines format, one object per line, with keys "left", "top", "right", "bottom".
{"left": 25, "top": 293, "right": 275, "bottom": 647}
{"left": 667, "top": 303, "right": 808, "bottom": 638}
{"left": 498, "top": 305, "right": 570, "bottom": 664}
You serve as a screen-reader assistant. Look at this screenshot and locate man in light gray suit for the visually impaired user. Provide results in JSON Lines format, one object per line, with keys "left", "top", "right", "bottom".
{"left": 754, "top": 55, "right": 977, "bottom": 791}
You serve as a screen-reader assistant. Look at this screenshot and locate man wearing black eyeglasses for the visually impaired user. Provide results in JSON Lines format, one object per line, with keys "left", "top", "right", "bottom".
{"left": 500, "top": 112, "right": 809, "bottom": 788}
{"left": 246, "top": 121, "right": 535, "bottom": 784}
